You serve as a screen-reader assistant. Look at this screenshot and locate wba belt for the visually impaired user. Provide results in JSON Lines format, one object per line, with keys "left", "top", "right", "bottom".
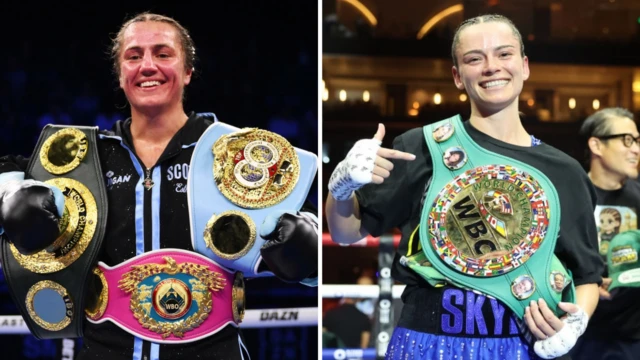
{"left": 86, "top": 249, "right": 244, "bottom": 343}
{"left": 188, "top": 121, "right": 317, "bottom": 277}
{"left": 0, "top": 125, "right": 108, "bottom": 339}
{"left": 404, "top": 116, "right": 575, "bottom": 319}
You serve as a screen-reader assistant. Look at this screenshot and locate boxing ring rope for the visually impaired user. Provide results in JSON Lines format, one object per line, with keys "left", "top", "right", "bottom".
{"left": 322, "top": 348, "right": 377, "bottom": 360}
{"left": 323, "top": 234, "right": 398, "bottom": 360}
{"left": 321, "top": 233, "right": 401, "bottom": 248}
{"left": 0, "top": 307, "right": 318, "bottom": 335}
{"left": 322, "top": 284, "right": 405, "bottom": 299}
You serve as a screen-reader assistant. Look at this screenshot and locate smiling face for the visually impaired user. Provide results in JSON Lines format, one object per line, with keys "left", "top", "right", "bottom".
{"left": 452, "top": 22, "right": 529, "bottom": 114}
{"left": 595, "top": 116, "right": 640, "bottom": 180}
{"left": 118, "top": 21, "right": 193, "bottom": 114}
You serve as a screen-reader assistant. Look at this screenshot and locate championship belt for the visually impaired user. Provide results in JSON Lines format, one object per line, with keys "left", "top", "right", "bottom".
{"left": 188, "top": 121, "right": 317, "bottom": 277}
{"left": 404, "top": 116, "right": 575, "bottom": 319}
{"left": 86, "top": 249, "right": 244, "bottom": 343}
{"left": 0, "top": 125, "right": 108, "bottom": 338}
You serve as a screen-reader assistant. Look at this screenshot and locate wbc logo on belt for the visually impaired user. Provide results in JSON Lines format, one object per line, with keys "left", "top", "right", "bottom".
{"left": 428, "top": 165, "right": 550, "bottom": 277}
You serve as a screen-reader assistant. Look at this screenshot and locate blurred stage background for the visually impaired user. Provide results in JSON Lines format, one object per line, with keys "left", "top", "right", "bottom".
{"left": 0, "top": 1, "right": 318, "bottom": 359}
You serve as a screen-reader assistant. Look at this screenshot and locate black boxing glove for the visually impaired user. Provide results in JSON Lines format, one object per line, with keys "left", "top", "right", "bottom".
{"left": 0, "top": 172, "right": 65, "bottom": 255}
{"left": 259, "top": 210, "right": 318, "bottom": 284}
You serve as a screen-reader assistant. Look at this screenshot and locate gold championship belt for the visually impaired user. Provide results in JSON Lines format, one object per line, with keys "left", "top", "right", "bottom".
{"left": 0, "top": 125, "right": 108, "bottom": 339}
{"left": 189, "top": 121, "right": 317, "bottom": 277}
{"left": 212, "top": 128, "right": 300, "bottom": 209}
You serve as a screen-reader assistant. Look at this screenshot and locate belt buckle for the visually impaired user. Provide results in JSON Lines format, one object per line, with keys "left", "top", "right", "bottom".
{"left": 86, "top": 250, "right": 245, "bottom": 342}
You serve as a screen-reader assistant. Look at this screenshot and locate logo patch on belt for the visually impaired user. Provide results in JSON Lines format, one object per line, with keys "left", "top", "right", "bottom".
{"left": 153, "top": 279, "right": 192, "bottom": 320}
{"left": 433, "top": 123, "right": 454, "bottom": 143}
{"left": 549, "top": 271, "right": 570, "bottom": 293}
{"left": 443, "top": 146, "right": 468, "bottom": 170}
{"left": 26, "top": 280, "right": 74, "bottom": 331}
{"left": 511, "top": 275, "right": 535, "bottom": 300}
{"left": 427, "top": 165, "right": 550, "bottom": 277}
{"left": 204, "top": 210, "right": 256, "bottom": 260}
{"left": 39, "top": 128, "right": 88, "bottom": 175}
{"left": 118, "top": 256, "right": 226, "bottom": 339}
{"left": 212, "top": 128, "right": 299, "bottom": 209}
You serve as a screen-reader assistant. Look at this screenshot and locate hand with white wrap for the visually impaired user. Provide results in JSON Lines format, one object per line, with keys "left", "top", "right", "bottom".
{"left": 328, "top": 124, "right": 415, "bottom": 201}
{"left": 524, "top": 299, "right": 589, "bottom": 359}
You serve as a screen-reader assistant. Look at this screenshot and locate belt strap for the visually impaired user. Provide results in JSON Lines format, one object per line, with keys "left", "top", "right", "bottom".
{"left": 1, "top": 125, "right": 108, "bottom": 339}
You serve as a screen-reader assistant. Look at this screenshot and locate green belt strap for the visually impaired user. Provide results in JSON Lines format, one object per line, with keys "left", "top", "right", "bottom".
{"left": 406, "top": 115, "right": 575, "bottom": 319}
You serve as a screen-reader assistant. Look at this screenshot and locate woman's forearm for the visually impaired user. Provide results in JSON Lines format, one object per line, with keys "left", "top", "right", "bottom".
{"left": 325, "top": 194, "right": 369, "bottom": 244}
{"left": 574, "top": 283, "right": 599, "bottom": 317}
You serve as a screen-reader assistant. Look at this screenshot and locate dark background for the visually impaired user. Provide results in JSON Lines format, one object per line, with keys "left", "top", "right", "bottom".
{"left": 1, "top": 1, "right": 318, "bottom": 359}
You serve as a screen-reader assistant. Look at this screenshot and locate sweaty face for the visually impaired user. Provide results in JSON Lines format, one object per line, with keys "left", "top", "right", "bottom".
{"left": 118, "top": 21, "right": 192, "bottom": 113}
{"left": 452, "top": 22, "right": 529, "bottom": 114}
{"left": 597, "top": 117, "right": 640, "bottom": 180}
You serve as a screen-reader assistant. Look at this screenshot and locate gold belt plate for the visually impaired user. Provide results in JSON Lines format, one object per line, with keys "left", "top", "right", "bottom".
{"left": 10, "top": 178, "right": 98, "bottom": 274}
{"left": 213, "top": 128, "right": 300, "bottom": 209}
{"left": 118, "top": 256, "right": 226, "bottom": 339}
{"left": 428, "top": 165, "right": 550, "bottom": 277}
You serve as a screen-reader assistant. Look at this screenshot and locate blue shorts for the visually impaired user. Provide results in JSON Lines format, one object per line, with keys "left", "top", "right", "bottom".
{"left": 385, "top": 327, "right": 541, "bottom": 360}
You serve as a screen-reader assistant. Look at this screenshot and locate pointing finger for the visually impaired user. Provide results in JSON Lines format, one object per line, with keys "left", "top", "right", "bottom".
{"left": 378, "top": 147, "right": 416, "bottom": 161}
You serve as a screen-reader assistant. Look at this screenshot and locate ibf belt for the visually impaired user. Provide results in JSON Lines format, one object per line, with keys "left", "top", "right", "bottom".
{"left": 404, "top": 115, "right": 575, "bottom": 319}
{"left": 0, "top": 125, "right": 108, "bottom": 339}
{"left": 86, "top": 249, "right": 244, "bottom": 343}
{"left": 188, "top": 121, "right": 317, "bottom": 277}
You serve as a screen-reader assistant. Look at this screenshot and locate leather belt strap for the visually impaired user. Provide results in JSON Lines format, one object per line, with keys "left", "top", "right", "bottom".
{"left": 1, "top": 125, "right": 108, "bottom": 339}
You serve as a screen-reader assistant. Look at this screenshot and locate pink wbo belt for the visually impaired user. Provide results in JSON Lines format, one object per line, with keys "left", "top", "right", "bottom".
{"left": 85, "top": 249, "right": 245, "bottom": 343}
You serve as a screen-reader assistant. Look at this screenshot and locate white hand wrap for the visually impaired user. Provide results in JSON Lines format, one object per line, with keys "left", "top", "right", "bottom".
{"left": 328, "top": 139, "right": 381, "bottom": 201}
{"left": 533, "top": 307, "right": 589, "bottom": 359}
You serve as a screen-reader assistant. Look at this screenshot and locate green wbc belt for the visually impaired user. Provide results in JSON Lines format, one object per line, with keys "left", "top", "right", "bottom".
{"left": 405, "top": 115, "right": 575, "bottom": 319}
{"left": 0, "top": 125, "right": 108, "bottom": 339}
